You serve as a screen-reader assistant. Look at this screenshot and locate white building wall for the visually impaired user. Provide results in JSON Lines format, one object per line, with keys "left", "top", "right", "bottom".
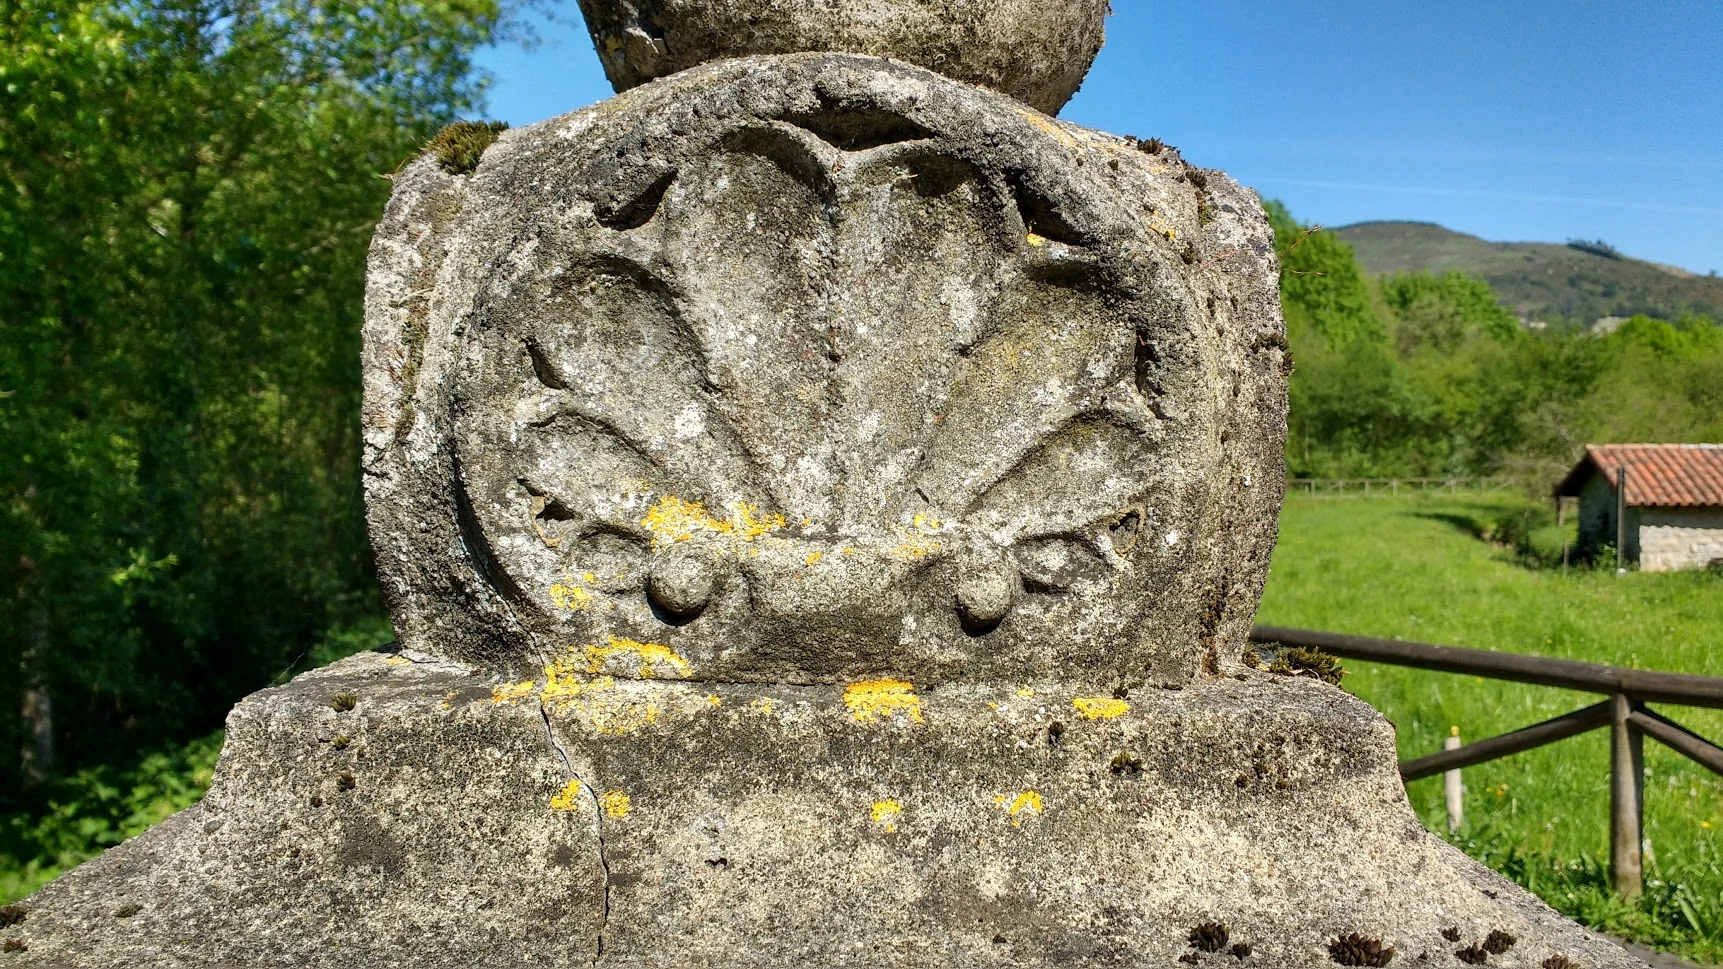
{"left": 1638, "top": 508, "right": 1723, "bottom": 572}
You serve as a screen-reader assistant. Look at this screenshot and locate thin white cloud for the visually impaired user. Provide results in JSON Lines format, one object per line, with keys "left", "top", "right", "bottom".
{"left": 1203, "top": 139, "right": 1723, "bottom": 172}
{"left": 1242, "top": 177, "right": 1723, "bottom": 218}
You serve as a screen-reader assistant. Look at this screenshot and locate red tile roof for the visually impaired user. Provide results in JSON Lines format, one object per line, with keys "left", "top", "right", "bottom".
{"left": 1557, "top": 444, "right": 1723, "bottom": 507}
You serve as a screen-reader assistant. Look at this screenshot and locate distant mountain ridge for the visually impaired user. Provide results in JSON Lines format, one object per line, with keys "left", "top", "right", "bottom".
{"left": 1334, "top": 221, "right": 1723, "bottom": 326}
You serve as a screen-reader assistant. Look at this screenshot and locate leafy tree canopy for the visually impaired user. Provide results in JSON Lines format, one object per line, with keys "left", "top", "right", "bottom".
{"left": 1269, "top": 200, "right": 1723, "bottom": 483}
{"left": 0, "top": 0, "right": 539, "bottom": 799}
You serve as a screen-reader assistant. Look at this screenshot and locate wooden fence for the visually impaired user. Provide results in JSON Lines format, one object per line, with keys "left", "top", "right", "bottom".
{"left": 1251, "top": 625, "right": 1723, "bottom": 897}
{"left": 1286, "top": 477, "right": 1515, "bottom": 496}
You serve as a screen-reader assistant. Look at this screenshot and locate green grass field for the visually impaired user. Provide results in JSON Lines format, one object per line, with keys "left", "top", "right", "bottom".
{"left": 1263, "top": 490, "right": 1723, "bottom": 964}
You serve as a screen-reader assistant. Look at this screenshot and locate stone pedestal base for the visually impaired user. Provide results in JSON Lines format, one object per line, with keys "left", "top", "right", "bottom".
{"left": 4, "top": 652, "right": 1640, "bottom": 968}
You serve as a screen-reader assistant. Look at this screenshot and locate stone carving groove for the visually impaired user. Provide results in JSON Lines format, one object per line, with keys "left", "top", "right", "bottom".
{"left": 448, "top": 103, "right": 1217, "bottom": 684}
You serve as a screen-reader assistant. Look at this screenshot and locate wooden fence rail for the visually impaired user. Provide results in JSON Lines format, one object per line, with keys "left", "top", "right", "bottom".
{"left": 1287, "top": 477, "right": 1514, "bottom": 495}
{"left": 1250, "top": 624, "right": 1723, "bottom": 898}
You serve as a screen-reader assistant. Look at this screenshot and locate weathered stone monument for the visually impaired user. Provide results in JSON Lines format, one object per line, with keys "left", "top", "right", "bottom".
{"left": 4, "top": 3, "right": 1647, "bottom": 967}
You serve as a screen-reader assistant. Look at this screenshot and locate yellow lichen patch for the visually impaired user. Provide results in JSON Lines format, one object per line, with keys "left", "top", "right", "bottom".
{"left": 735, "top": 502, "right": 788, "bottom": 540}
{"left": 599, "top": 790, "right": 631, "bottom": 819}
{"left": 892, "top": 536, "right": 941, "bottom": 561}
{"left": 1073, "top": 697, "right": 1131, "bottom": 720}
{"left": 549, "top": 781, "right": 584, "bottom": 812}
{"left": 549, "top": 683, "right": 661, "bottom": 736}
{"left": 549, "top": 581, "right": 594, "bottom": 612}
{"left": 844, "top": 680, "right": 925, "bottom": 724}
{"left": 1017, "top": 688, "right": 1036, "bottom": 698}
{"left": 641, "top": 496, "right": 727, "bottom": 542}
{"left": 1148, "top": 213, "right": 1178, "bottom": 241}
{"left": 1026, "top": 232, "right": 1047, "bottom": 248}
{"left": 640, "top": 496, "right": 786, "bottom": 546}
{"left": 892, "top": 515, "right": 946, "bottom": 562}
{"left": 385, "top": 656, "right": 408, "bottom": 666}
{"left": 805, "top": 551, "right": 824, "bottom": 566}
{"left": 1021, "top": 109, "right": 1078, "bottom": 149}
{"left": 749, "top": 697, "right": 776, "bottom": 715}
{"left": 872, "top": 799, "right": 904, "bottom": 833}
{"left": 587, "top": 701, "right": 661, "bottom": 736}
{"left": 997, "top": 790, "right": 1045, "bottom": 827}
{"left": 492, "top": 680, "right": 539, "bottom": 705}
{"left": 707, "top": 695, "right": 723, "bottom": 707}
{"left": 538, "top": 659, "right": 663, "bottom": 735}
{"left": 582, "top": 636, "right": 692, "bottom": 679}
{"left": 543, "top": 654, "right": 615, "bottom": 701}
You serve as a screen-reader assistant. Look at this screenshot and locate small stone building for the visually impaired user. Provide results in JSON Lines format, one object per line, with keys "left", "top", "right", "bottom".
{"left": 1557, "top": 444, "right": 1723, "bottom": 571}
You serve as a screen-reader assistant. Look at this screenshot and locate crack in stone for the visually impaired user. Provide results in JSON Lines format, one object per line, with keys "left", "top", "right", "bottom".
{"left": 539, "top": 700, "right": 611, "bottom": 966}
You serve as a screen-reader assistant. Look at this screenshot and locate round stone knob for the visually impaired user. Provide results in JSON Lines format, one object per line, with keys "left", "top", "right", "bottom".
{"left": 574, "top": 0, "right": 1110, "bottom": 115}
{"left": 648, "top": 546, "right": 723, "bottom": 623}
{"left": 953, "top": 554, "right": 1019, "bottom": 636}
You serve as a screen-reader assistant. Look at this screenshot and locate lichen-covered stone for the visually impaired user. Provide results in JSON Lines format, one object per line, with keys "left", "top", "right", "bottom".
{"left": 573, "top": 0, "right": 1110, "bottom": 115}
{"left": 362, "top": 53, "right": 1289, "bottom": 688}
{"left": 1, "top": 654, "right": 1644, "bottom": 968}
{"left": 3, "top": 653, "right": 604, "bottom": 969}
{"left": 5, "top": 31, "right": 1649, "bottom": 969}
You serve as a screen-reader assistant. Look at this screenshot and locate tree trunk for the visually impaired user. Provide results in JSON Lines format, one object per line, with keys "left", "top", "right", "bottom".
{"left": 19, "top": 604, "right": 55, "bottom": 784}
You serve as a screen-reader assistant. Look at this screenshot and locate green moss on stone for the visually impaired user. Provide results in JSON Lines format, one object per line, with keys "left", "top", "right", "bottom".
{"left": 427, "top": 121, "right": 508, "bottom": 175}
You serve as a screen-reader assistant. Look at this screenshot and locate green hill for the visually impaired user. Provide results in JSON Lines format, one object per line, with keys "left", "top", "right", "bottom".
{"left": 1334, "top": 221, "right": 1723, "bottom": 326}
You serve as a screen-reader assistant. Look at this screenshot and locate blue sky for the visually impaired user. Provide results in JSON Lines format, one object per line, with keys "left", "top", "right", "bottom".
{"left": 475, "top": 1, "right": 1721, "bottom": 275}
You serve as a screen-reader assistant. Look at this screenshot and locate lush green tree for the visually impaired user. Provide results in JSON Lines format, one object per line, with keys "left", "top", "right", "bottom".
{"left": 1268, "top": 202, "right": 1723, "bottom": 483}
{"left": 0, "top": 0, "right": 536, "bottom": 798}
{"left": 1381, "top": 271, "right": 1521, "bottom": 355}
{"left": 1266, "top": 200, "right": 1435, "bottom": 477}
{"left": 1265, "top": 200, "right": 1385, "bottom": 349}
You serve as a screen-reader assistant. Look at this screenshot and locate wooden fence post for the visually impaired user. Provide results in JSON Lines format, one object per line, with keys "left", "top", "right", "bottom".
{"left": 1444, "top": 727, "right": 1464, "bottom": 833}
{"left": 1616, "top": 466, "right": 1628, "bottom": 575}
{"left": 1610, "top": 693, "right": 1644, "bottom": 897}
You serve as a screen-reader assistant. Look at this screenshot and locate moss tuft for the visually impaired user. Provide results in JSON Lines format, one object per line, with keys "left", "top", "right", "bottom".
{"left": 331, "top": 735, "right": 352, "bottom": 750}
{"left": 1481, "top": 930, "right": 1515, "bottom": 955}
{"left": 1455, "top": 943, "right": 1488, "bottom": 964}
{"left": 1541, "top": 957, "right": 1577, "bottom": 969}
{"left": 1189, "top": 922, "right": 1230, "bottom": 953}
{"left": 1267, "top": 646, "right": 1347, "bottom": 686}
{"left": 426, "top": 120, "right": 508, "bottom": 175}
{"left": 1328, "top": 933, "right": 1395, "bottom": 967}
{"left": 2, "top": 938, "right": 25, "bottom": 953}
{"left": 336, "top": 773, "right": 357, "bottom": 792}
{"left": 0, "top": 906, "right": 23, "bottom": 929}
{"left": 331, "top": 692, "right": 357, "bottom": 712}
{"left": 1230, "top": 942, "right": 1252, "bottom": 959}
{"left": 1240, "top": 648, "right": 1261, "bottom": 669}
{"left": 1440, "top": 927, "right": 1461, "bottom": 943}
